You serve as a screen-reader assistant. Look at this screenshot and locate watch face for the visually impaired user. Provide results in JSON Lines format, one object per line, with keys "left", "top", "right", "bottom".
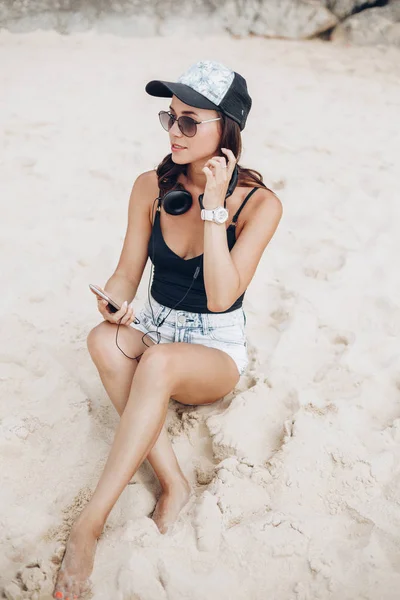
{"left": 214, "top": 207, "right": 229, "bottom": 224}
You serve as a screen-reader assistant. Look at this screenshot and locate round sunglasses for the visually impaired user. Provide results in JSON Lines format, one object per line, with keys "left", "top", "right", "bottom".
{"left": 158, "top": 110, "right": 221, "bottom": 138}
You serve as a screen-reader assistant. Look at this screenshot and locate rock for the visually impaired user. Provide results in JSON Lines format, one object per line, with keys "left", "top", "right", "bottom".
{"left": 0, "top": 0, "right": 338, "bottom": 38}
{"left": 331, "top": 3, "right": 400, "bottom": 46}
{"left": 322, "top": 0, "right": 379, "bottom": 20}
{"left": 255, "top": 0, "right": 338, "bottom": 39}
{"left": 0, "top": 0, "right": 217, "bottom": 35}
{"left": 215, "top": 0, "right": 338, "bottom": 39}
{"left": 0, "top": 0, "right": 399, "bottom": 46}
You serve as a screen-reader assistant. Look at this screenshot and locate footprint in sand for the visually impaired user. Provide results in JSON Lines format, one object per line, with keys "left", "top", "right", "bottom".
{"left": 268, "top": 284, "right": 296, "bottom": 332}
{"left": 241, "top": 342, "right": 259, "bottom": 382}
{"left": 303, "top": 239, "right": 346, "bottom": 280}
{"left": 270, "top": 306, "right": 291, "bottom": 328}
{"left": 116, "top": 549, "right": 168, "bottom": 600}
{"left": 318, "top": 324, "right": 355, "bottom": 356}
{"left": 206, "top": 382, "right": 300, "bottom": 464}
{"left": 193, "top": 491, "right": 222, "bottom": 553}
{"left": 313, "top": 361, "right": 363, "bottom": 400}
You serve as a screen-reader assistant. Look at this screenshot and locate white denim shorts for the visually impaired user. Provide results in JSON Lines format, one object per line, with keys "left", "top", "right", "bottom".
{"left": 130, "top": 295, "right": 249, "bottom": 376}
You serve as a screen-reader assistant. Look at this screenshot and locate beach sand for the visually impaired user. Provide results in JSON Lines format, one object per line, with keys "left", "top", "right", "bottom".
{"left": 1, "top": 30, "right": 400, "bottom": 599}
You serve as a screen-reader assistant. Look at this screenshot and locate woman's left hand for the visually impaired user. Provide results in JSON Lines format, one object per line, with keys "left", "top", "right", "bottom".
{"left": 202, "top": 148, "right": 237, "bottom": 209}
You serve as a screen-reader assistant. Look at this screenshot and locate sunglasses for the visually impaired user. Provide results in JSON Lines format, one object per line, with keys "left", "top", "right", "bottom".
{"left": 158, "top": 110, "right": 221, "bottom": 138}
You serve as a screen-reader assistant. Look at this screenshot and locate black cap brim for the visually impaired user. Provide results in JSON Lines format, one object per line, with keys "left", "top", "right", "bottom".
{"left": 145, "top": 80, "right": 219, "bottom": 111}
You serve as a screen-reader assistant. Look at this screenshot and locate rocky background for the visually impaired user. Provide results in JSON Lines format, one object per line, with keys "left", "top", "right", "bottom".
{"left": 1, "top": 0, "right": 400, "bottom": 46}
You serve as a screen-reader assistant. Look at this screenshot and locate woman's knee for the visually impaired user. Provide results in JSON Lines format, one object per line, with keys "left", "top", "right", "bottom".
{"left": 87, "top": 321, "right": 116, "bottom": 367}
{"left": 137, "top": 344, "right": 176, "bottom": 384}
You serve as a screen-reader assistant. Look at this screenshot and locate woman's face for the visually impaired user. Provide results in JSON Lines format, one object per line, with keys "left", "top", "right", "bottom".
{"left": 167, "top": 95, "right": 222, "bottom": 165}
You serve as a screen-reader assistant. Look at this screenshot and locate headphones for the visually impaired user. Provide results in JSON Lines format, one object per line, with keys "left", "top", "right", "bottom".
{"left": 160, "top": 163, "right": 239, "bottom": 215}
{"left": 114, "top": 163, "right": 240, "bottom": 361}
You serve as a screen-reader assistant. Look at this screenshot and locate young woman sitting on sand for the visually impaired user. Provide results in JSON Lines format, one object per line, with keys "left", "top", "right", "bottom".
{"left": 53, "top": 59, "right": 283, "bottom": 599}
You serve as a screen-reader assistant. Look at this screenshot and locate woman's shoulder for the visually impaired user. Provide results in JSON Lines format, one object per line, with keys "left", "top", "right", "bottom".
{"left": 233, "top": 184, "right": 282, "bottom": 233}
{"left": 240, "top": 184, "right": 281, "bottom": 211}
{"left": 133, "top": 169, "right": 159, "bottom": 207}
{"left": 126, "top": 170, "right": 160, "bottom": 225}
{"left": 135, "top": 169, "right": 158, "bottom": 190}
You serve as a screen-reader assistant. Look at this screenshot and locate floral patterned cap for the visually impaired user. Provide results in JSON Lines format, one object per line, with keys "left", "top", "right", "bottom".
{"left": 145, "top": 60, "right": 252, "bottom": 131}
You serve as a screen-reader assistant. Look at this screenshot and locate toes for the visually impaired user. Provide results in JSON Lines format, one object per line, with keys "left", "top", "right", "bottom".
{"left": 54, "top": 568, "right": 67, "bottom": 595}
{"left": 71, "top": 580, "right": 80, "bottom": 599}
{"left": 160, "top": 524, "right": 170, "bottom": 535}
{"left": 80, "top": 578, "right": 92, "bottom": 595}
{"left": 54, "top": 575, "right": 91, "bottom": 599}
{"left": 54, "top": 573, "right": 74, "bottom": 599}
{"left": 54, "top": 587, "right": 79, "bottom": 600}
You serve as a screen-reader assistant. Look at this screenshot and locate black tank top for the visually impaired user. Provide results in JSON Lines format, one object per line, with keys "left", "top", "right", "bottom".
{"left": 148, "top": 187, "right": 259, "bottom": 313}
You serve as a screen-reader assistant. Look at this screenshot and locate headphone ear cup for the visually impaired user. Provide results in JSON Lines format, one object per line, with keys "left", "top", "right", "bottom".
{"left": 162, "top": 190, "right": 193, "bottom": 215}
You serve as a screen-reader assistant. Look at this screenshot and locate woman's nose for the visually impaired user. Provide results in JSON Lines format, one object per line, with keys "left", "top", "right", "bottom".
{"left": 169, "top": 119, "right": 182, "bottom": 136}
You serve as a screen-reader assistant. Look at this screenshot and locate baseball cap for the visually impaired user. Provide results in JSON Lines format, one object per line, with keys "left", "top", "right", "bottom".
{"left": 145, "top": 60, "right": 252, "bottom": 131}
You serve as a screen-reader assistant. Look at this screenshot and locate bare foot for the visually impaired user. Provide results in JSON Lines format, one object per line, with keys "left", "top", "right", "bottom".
{"left": 53, "top": 516, "right": 101, "bottom": 599}
{"left": 151, "top": 480, "right": 192, "bottom": 534}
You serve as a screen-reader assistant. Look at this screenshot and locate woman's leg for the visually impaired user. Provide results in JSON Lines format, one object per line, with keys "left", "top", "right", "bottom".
{"left": 52, "top": 323, "right": 191, "bottom": 600}
{"left": 53, "top": 341, "right": 187, "bottom": 599}
{"left": 53, "top": 329, "right": 239, "bottom": 599}
{"left": 87, "top": 322, "right": 191, "bottom": 531}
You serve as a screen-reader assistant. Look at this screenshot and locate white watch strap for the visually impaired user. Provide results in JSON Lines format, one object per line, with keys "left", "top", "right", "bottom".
{"left": 201, "top": 209, "right": 215, "bottom": 221}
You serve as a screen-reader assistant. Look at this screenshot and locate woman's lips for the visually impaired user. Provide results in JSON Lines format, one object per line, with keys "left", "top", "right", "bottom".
{"left": 171, "top": 144, "right": 186, "bottom": 152}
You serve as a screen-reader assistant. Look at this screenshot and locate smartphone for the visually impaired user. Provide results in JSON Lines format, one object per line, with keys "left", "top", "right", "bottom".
{"left": 89, "top": 284, "right": 140, "bottom": 323}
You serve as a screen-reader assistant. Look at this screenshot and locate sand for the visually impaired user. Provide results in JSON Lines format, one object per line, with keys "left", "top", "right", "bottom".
{"left": 1, "top": 29, "right": 400, "bottom": 600}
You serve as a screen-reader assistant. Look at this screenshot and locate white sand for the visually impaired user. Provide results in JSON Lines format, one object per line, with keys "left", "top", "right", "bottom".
{"left": 1, "top": 30, "right": 400, "bottom": 599}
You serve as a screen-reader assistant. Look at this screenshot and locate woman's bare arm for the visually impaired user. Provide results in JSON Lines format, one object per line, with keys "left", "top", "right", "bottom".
{"left": 204, "top": 189, "right": 283, "bottom": 312}
{"left": 104, "top": 170, "right": 158, "bottom": 306}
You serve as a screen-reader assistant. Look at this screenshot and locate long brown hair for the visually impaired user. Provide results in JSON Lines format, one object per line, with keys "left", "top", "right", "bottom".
{"left": 155, "top": 112, "right": 275, "bottom": 197}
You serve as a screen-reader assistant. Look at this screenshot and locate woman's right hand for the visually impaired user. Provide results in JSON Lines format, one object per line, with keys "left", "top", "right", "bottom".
{"left": 95, "top": 287, "right": 138, "bottom": 327}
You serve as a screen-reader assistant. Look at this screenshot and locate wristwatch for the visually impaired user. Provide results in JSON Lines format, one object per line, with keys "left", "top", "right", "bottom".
{"left": 200, "top": 206, "right": 229, "bottom": 224}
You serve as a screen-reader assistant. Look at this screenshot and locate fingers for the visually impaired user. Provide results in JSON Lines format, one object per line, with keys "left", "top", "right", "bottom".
{"left": 206, "top": 149, "right": 236, "bottom": 177}
{"left": 109, "top": 301, "right": 133, "bottom": 326}
{"left": 221, "top": 148, "right": 237, "bottom": 175}
{"left": 205, "top": 159, "right": 228, "bottom": 184}
{"left": 208, "top": 158, "right": 227, "bottom": 171}
{"left": 221, "top": 148, "right": 236, "bottom": 163}
{"left": 210, "top": 156, "right": 227, "bottom": 167}
{"left": 206, "top": 157, "right": 226, "bottom": 170}
{"left": 96, "top": 297, "right": 111, "bottom": 319}
{"left": 96, "top": 297, "right": 137, "bottom": 327}
{"left": 118, "top": 302, "right": 137, "bottom": 326}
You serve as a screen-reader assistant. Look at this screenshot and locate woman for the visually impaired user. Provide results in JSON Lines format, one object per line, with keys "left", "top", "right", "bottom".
{"left": 53, "top": 60, "right": 282, "bottom": 599}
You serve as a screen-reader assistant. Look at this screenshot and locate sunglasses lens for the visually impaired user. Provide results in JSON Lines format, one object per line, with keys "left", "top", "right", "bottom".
{"left": 180, "top": 116, "right": 197, "bottom": 137}
{"left": 158, "top": 112, "right": 197, "bottom": 137}
{"left": 159, "top": 111, "right": 173, "bottom": 132}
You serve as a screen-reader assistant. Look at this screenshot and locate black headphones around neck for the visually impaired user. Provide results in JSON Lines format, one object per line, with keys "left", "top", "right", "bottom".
{"left": 159, "top": 163, "right": 239, "bottom": 215}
